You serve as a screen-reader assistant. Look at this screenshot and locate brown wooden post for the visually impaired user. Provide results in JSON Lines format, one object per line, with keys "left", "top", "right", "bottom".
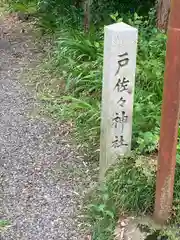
{"left": 154, "top": 0, "right": 180, "bottom": 224}
{"left": 156, "top": 0, "right": 171, "bottom": 31}
{"left": 84, "top": 0, "right": 91, "bottom": 33}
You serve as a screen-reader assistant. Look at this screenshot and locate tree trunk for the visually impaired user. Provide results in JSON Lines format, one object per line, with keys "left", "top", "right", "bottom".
{"left": 83, "top": 0, "right": 91, "bottom": 33}
{"left": 157, "top": 0, "right": 171, "bottom": 31}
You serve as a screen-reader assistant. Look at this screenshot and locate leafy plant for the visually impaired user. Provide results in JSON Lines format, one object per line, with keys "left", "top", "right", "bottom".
{"left": 7, "top": 0, "right": 38, "bottom": 13}
{"left": 85, "top": 186, "right": 116, "bottom": 240}
{"left": 7, "top": 1, "right": 180, "bottom": 238}
{"left": 136, "top": 130, "right": 159, "bottom": 153}
{"left": 0, "top": 219, "right": 10, "bottom": 231}
{"left": 39, "top": 10, "right": 166, "bottom": 157}
{"left": 84, "top": 155, "right": 156, "bottom": 240}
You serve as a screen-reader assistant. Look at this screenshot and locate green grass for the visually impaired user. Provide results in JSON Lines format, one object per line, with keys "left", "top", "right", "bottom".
{"left": 0, "top": 1, "right": 8, "bottom": 16}
{"left": 84, "top": 155, "right": 155, "bottom": 239}
{"left": 0, "top": 219, "right": 10, "bottom": 231}
{"left": 7, "top": 3, "right": 180, "bottom": 239}
{"left": 21, "top": 11, "right": 168, "bottom": 238}
{"left": 30, "top": 11, "right": 165, "bottom": 161}
{"left": 105, "top": 156, "right": 156, "bottom": 214}
{"left": 84, "top": 154, "right": 180, "bottom": 239}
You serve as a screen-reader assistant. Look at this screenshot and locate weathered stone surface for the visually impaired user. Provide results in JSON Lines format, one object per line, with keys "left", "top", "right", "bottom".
{"left": 99, "top": 22, "right": 138, "bottom": 180}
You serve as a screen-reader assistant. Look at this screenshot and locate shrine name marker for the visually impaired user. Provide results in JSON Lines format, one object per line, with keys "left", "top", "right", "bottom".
{"left": 99, "top": 22, "right": 138, "bottom": 180}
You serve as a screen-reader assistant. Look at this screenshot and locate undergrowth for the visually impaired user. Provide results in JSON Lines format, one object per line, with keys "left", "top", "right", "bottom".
{"left": 6, "top": 1, "right": 180, "bottom": 239}
{"left": 84, "top": 154, "right": 156, "bottom": 240}
{"left": 85, "top": 155, "right": 180, "bottom": 239}
{"left": 31, "top": 10, "right": 180, "bottom": 238}
{"left": 0, "top": 219, "right": 10, "bottom": 232}
{"left": 6, "top": 2, "right": 166, "bottom": 158}
{"left": 33, "top": 10, "right": 166, "bottom": 160}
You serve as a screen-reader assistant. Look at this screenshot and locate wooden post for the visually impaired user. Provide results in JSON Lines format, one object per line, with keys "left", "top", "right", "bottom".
{"left": 84, "top": 0, "right": 91, "bottom": 33}
{"left": 154, "top": 0, "right": 180, "bottom": 224}
{"left": 156, "top": 0, "right": 171, "bottom": 31}
{"left": 99, "top": 23, "right": 138, "bottom": 180}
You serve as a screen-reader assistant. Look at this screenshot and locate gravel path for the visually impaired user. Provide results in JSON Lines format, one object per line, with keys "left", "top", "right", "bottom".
{"left": 0, "top": 15, "right": 87, "bottom": 240}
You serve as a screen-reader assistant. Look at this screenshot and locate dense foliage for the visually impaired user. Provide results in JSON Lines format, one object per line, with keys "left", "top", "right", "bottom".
{"left": 6, "top": 0, "right": 167, "bottom": 158}
{"left": 34, "top": 9, "right": 165, "bottom": 159}
{"left": 7, "top": 0, "right": 156, "bottom": 27}
{"left": 6, "top": 1, "right": 180, "bottom": 239}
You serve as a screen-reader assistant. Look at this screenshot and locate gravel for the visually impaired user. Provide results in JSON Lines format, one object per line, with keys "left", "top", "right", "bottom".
{"left": 0, "top": 15, "right": 86, "bottom": 240}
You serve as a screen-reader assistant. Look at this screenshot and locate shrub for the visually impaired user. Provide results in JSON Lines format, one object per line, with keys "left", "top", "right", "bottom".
{"left": 85, "top": 155, "right": 156, "bottom": 240}
{"left": 6, "top": 0, "right": 156, "bottom": 29}
{"left": 40, "top": 11, "right": 166, "bottom": 157}
{"left": 86, "top": 155, "right": 180, "bottom": 239}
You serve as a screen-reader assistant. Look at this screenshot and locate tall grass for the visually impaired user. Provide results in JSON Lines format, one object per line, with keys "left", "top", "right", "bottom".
{"left": 37, "top": 11, "right": 166, "bottom": 159}
{"left": 86, "top": 154, "right": 180, "bottom": 240}
{"left": 6, "top": 2, "right": 180, "bottom": 238}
